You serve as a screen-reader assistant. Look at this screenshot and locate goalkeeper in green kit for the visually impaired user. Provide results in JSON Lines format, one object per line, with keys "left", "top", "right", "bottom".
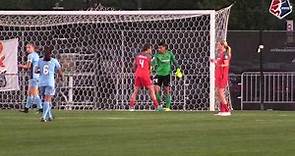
{"left": 152, "top": 42, "right": 183, "bottom": 111}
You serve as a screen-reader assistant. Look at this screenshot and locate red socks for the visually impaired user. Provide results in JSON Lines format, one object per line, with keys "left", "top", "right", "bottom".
{"left": 153, "top": 100, "right": 159, "bottom": 109}
{"left": 219, "top": 102, "right": 225, "bottom": 112}
{"left": 219, "top": 102, "right": 230, "bottom": 112}
{"left": 130, "top": 99, "right": 135, "bottom": 108}
{"left": 224, "top": 103, "right": 230, "bottom": 112}
{"left": 130, "top": 100, "right": 159, "bottom": 109}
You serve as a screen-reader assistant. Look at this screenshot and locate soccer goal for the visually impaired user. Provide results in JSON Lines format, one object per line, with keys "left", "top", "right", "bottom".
{"left": 0, "top": 5, "right": 232, "bottom": 111}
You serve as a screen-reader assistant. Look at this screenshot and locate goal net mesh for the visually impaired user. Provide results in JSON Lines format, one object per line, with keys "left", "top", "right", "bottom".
{"left": 0, "top": 5, "right": 232, "bottom": 111}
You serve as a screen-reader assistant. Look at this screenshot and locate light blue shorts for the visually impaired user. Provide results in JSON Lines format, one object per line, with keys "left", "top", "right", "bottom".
{"left": 29, "top": 78, "right": 39, "bottom": 88}
{"left": 39, "top": 86, "right": 56, "bottom": 96}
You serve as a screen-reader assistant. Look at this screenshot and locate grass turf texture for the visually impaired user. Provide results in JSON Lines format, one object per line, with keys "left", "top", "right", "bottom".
{"left": 0, "top": 110, "right": 294, "bottom": 156}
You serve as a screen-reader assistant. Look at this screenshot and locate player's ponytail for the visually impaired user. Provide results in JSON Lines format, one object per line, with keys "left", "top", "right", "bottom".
{"left": 219, "top": 40, "right": 227, "bottom": 48}
{"left": 219, "top": 40, "right": 230, "bottom": 52}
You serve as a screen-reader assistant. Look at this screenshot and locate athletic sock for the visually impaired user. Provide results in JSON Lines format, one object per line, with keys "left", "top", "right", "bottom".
{"left": 165, "top": 94, "right": 172, "bottom": 109}
{"left": 130, "top": 99, "right": 135, "bottom": 109}
{"left": 42, "top": 101, "right": 49, "bottom": 120}
{"left": 220, "top": 102, "right": 226, "bottom": 112}
{"left": 224, "top": 103, "right": 230, "bottom": 112}
{"left": 34, "top": 95, "right": 42, "bottom": 109}
{"left": 47, "top": 102, "right": 53, "bottom": 119}
{"left": 153, "top": 100, "right": 159, "bottom": 109}
{"left": 25, "top": 96, "right": 33, "bottom": 109}
{"left": 156, "top": 93, "right": 161, "bottom": 104}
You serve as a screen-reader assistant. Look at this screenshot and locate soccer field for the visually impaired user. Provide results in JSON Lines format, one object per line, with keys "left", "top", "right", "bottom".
{"left": 0, "top": 110, "right": 294, "bottom": 156}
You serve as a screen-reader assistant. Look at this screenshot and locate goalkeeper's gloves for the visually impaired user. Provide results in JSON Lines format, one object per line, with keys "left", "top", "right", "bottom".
{"left": 175, "top": 68, "right": 183, "bottom": 78}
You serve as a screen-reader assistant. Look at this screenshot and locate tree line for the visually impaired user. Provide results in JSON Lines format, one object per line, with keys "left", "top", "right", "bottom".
{"left": 0, "top": 0, "right": 294, "bottom": 30}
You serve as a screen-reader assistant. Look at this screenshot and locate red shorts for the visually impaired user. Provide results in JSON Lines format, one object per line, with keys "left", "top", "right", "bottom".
{"left": 215, "top": 74, "right": 228, "bottom": 88}
{"left": 134, "top": 76, "right": 152, "bottom": 88}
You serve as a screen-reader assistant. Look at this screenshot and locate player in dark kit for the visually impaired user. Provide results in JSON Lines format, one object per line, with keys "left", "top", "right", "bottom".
{"left": 152, "top": 42, "right": 182, "bottom": 111}
{"left": 129, "top": 44, "right": 160, "bottom": 111}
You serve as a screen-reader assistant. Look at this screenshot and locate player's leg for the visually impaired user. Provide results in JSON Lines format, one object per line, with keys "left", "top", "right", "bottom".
{"left": 217, "top": 87, "right": 226, "bottom": 112}
{"left": 216, "top": 87, "right": 231, "bottom": 116}
{"left": 39, "top": 86, "right": 45, "bottom": 109}
{"left": 46, "top": 86, "right": 55, "bottom": 120}
{"left": 130, "top": 76, "right": 141, "bottom": 110}
{"left": 41, "top": 86, "right": 54, "bottom": 122}
{"left": 21, "top": 79, "right": 33, "bottom": 113}
{"left": 41, "top": 99, "right": 48, "bottom": 122}
{"left": 153, "top": 75, "right": 162, "bottom": 104}
{"left": 31, "top": 78, "right": 42, "bottom": 113}
{"left": 154, "top": 85, "right": 161, "bottom": 104}
{"left": 219, "top": 75, "right": 231, "bottom": 113}
{"left": 215, "top": 75, "right": 228, "bottom": 116}
{"left": 143, "top": 76, "right": 159, "bottom": 110}
{"left": 47, "top": 102, "right": 53, "bottom": 121}
{"left": 163, "top": 75, "right": 172, "bottom": 111}
{"left": 39, "top": 86, "right": 47, "bottom": 121}
{"left": 163, "top": 86, "right": 172, "bottom": 111}
{"left": 130, "top": 86, "right": 140, "bottom": 110}
{"left": 41, "top": 95, "right": 52, "bottom": 122}
{"left": 146, "top": 85, "right": 159, "bottom": 110}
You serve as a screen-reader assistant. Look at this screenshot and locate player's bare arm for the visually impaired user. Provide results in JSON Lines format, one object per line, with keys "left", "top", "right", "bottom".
{"left": 58, "top": 69, "right": 64, "bottom": 81}
{"left": 18, "top": 62, "right": 31, "bottom": 69}
{"left": 132, "top": 60, "right": 137, "bottom": 73}
{"left": 221, "top": 60, "right": 229, "bottom": 67}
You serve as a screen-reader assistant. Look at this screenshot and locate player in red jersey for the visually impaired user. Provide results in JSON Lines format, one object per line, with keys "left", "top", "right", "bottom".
{"left": 0, "top": 41, "right": 6, "bottom": 71}
{"left": 211, "top": 40, "right": 231, "bottom": 116}
{"left": 129, "top": 44, "right": 159, "bottom": 111}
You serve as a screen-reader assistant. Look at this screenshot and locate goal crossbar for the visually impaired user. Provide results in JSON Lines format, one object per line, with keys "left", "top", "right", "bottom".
{"left": 0, "top": 10, "right": 215, "bottom": 16}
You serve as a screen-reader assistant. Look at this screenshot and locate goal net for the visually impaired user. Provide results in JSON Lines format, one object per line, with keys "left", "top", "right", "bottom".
{"left": 0, "top": 5, "right": 232, "bottom": 111}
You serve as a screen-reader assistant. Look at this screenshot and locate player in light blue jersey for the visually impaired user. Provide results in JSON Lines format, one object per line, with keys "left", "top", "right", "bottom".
{"left": 19, "top": 43, "right": 42, "bottom": 113}
{"left": 36, "top": 46, "right": 63, "bottom": 122}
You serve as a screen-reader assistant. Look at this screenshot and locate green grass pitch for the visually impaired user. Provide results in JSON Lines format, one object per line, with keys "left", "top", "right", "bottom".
{"left": 0, "top": 110, "right": 295, "bottom": 156}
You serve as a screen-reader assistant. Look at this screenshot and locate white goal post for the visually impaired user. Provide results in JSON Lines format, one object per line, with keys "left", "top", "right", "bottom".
{"left": 0, "top": 6, "right": 232, "bottom": 111}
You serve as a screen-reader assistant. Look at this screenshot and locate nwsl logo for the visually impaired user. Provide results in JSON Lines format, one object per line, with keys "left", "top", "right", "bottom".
{"left": 269, "top": 0, "right": 292, "bottom": 19}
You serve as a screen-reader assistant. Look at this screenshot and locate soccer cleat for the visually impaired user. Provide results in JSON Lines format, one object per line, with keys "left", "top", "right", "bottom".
{"left": 214, "top": 112, "right": 231, "bottom": 116}
{"left": 164, "top": 108, "right": 171, "bottom": 111}
{"left": 155, "top": 107, "right": 163, "bottom": 112}
{"left": 40, "top": 118, "right": 47, "bottom": 122}
{"left": 221, "top": 112, "right": 231, "bottom": 116}
{"left": 48, "top": 118, "right": 53, "bottom": 122}
{"left": 35, "top": 109, "right": 43, "bottom": 114}
{"left": 129, "top": 106, "right": 135, "bottom": 111}
{"left": 19, "top": 108, "right": 29, "bottom": 113}
{"left": 230, "top": 107, "right": 234, "bottom": 111}
{"left": 214, "top": 112, "right": 223, "bottom": 116}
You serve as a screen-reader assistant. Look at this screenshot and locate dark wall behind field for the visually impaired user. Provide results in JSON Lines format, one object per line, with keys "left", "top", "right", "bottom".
{"left": 227, "top": 30, "right": 295, "bottom": 110}
{"left": 228, "top": 30, "right": 295, "bottom": 74}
